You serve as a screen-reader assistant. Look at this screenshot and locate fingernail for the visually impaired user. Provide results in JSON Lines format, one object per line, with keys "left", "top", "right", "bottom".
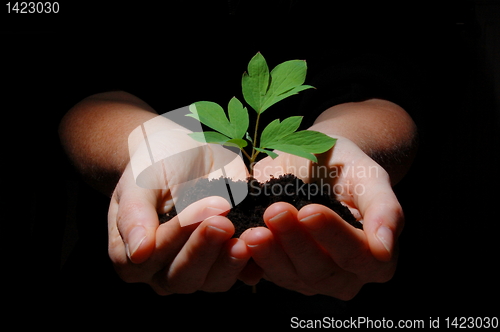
{"left": 202, "top": 206, "right": 226, "bottom": 219}
{"left": 126, "top": 226, "right": 147, "bottom": 260}
{"left": 228, "top": 239, "right": 249, "bottom": 262}
{"left": 205, "top": 225, "right": 229, "bottom": 244}
{"left": 299, "top": 213, "right": 326, "bottom": 230}
{"left": 247, "top": 243, "right": 270, "bottom": 257}
{"left": 376, "top": 226, "right": 393, "bottom": 254}
{"left": 268, "top": 210, "right": 292, "bottom": 232}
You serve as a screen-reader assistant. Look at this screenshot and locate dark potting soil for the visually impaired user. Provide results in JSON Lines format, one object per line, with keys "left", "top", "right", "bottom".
{"left": 159, "top": 174, "right": 362, "bottom": 237}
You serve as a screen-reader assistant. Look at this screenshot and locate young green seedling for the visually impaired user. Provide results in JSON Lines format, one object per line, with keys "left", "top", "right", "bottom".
{"left": 187, "top": 52, "right": 336, "bottom": 175}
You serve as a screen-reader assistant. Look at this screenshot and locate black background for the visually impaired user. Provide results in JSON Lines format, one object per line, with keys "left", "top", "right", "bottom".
{"left": 3, "top": 1, "right": 499, "bottom": 328}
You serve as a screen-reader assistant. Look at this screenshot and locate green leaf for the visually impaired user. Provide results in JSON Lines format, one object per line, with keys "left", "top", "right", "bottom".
{"left": 266, "top": 60, "right": 308, "bottom": 97}
{"left": 254, "top": 147, "right": 279, "bottom": 159}
{"left": 271, "top": 131, "right": 336, "bottom": 153}
{"left": 225, "top": 138, "right": 248, "bottom": 149}
{"left": 227, "top": 97, "right": 249, "bottom": 139}
{"left": 260, "top": 116, "right": 303, "bottom": 147}
{"left": 260, "top": 129, "right": 337, "bottom": 163}
{"left": 260, "top": 60, "right": 314, "bottom": 112}
{"left": 242, "top": 53, "right": 314, "bottom": 114}
{"left": 188, "top": 132, "right": 248, "bottom": 149}
{"left": 187, "top": 99, "right": 249, "bottom": 139}
{"left": 259, "top": 115, "right": 336, "bottom": 163}
{"left": 187, "top": 102, "right": 232, "bottom": 137}
{"left": 242, "top": 52, "right": 270, "bottom": 113}
{"left": 261, "top": 84, "right": 314, "bottom": 112}
{"left": 188, "top": 131, "right": 230, "bottom": 144}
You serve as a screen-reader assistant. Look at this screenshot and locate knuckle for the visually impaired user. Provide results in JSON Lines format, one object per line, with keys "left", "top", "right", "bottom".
{"left": 116, "top": 201, "right": 144, "bottom": 226}
{"left": 390, "top": 201, "right": 404, "bottom": 221}
{"left": 394, "top": 206, "right": 405, "bottom": 234}
{"left": 383, "top": 200, "right": 405, "bottom": 234}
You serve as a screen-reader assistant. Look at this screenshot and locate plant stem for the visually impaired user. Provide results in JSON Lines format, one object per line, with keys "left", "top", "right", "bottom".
{"left": 251, "top": 112, "right": 261, "bottom": 158}
{"left": 248, "top": 152, "right": 260, "bottom": 177}
{"left": 241, "top": 147, "right": 252, "bottom": 163}
{"left": 248, "top": 111, "right": 262, "bottom": 176}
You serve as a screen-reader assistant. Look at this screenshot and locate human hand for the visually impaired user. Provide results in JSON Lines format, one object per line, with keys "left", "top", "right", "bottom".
{"left": 108, "top": 117, "right": 250, "bottom": 294}
{"left": 109, "top": 192, "right": 251, "bottom": 294}
{"left": 240, "top": 137, "right": 403, "bottom": 299}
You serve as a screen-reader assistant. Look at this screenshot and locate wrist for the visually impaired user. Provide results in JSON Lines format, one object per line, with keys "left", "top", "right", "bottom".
{"left": 309, "top": 99, "right": 418, "bottom": 184}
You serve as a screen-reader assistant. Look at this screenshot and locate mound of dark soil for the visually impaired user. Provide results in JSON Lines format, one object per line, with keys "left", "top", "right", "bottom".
{"left": 159, "top": 174, "right": 362, "bottom": 237}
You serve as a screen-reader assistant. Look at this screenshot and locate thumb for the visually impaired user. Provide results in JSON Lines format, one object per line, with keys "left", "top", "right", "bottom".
{"left": 109, "top": 179, "right": 161, "bottom": 264}
{"left": 356, "top": 175, "right": 404, "bottom": 262}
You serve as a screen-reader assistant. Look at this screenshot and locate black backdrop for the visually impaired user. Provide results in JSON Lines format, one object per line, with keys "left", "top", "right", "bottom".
{"left": 3, "top": 1, "right": 499, "bottom": 328}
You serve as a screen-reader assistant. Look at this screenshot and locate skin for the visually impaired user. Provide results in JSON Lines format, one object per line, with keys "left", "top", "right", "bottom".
{"left": 59, "top": 91, "right": 417, "bottom": 298}
{"left": 240, "top": 137, "right": 404, "bottom": 299}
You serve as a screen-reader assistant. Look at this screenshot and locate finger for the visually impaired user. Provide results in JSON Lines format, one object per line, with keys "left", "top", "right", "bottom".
{"left": 159, "top": 215, "right": 234, "bottom": 294}
{"left": 114, "top": 184, "right": 161, "bottom": 264}
{"left": 297, "top": 204, "right": 375, "bottom": 273}
{"left": 202, "top": 238, "right": 251, "bottom": 292}
{"left": 263, "top": 202, "right": 338, "bottom": 285}
{"left": 151, "top": 196, "right": 232, "bottom": 267}
{"left": 111, "top": 196, "right": 231, "bottom": 285}
{"left": 108, "top": 196, "right": 127, "bottom": 266}
{"left": 354, "top": 175, "right": 404, "bottom": 262}
{"left": 237, "top": 230, "right": 265, "bottom": 285}
{"left": 174, "top": 195, "right": 232, "bottom": 227}
{"left": 237, "top": 259, "right": 264, "bottom": 286}
{"left": 242, "top": 224, "right": 363, "bottom": 298}
{"left": 241, "top": 226, "right": 301, "bottom": 291}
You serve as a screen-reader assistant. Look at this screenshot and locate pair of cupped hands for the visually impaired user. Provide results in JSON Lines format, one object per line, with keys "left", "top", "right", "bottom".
{"left": 108, "top": 124, "right": 403, "bottom": 300}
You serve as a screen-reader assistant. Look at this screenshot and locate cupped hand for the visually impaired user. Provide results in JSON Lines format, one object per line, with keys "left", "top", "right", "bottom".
{"left": 240, "top": 137, "right": 404, "bottom": 299}
{"left": 108, "top": 116, "right": 249, "bottom": 294}
{"left": 109, "top": 193, "right": 251, "bottom": 294}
